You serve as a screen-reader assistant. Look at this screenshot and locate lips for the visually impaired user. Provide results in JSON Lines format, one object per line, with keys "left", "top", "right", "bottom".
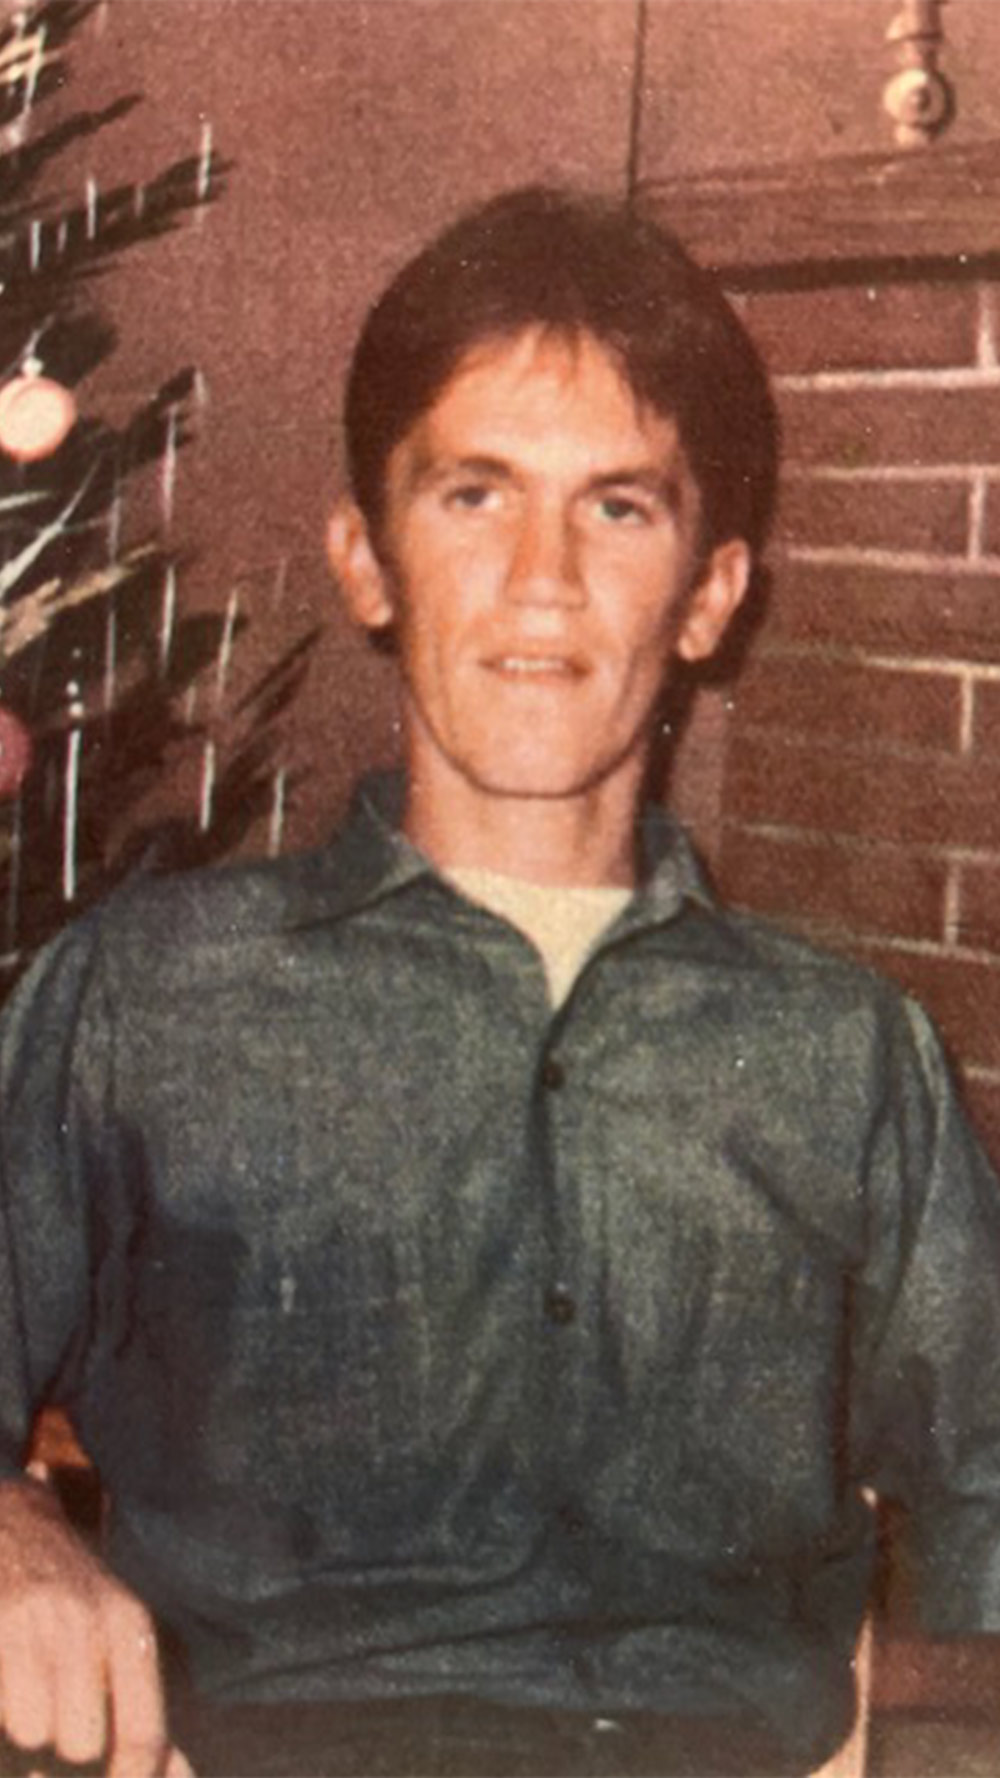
{"left": 483, "top": 652, "right": 586, "bottom": 680}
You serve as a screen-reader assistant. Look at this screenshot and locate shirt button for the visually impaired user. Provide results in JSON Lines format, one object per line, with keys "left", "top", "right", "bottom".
{"left": 544, "top": 1284, "right": 577, "bottom": 1325}
{"left": 557, "top": 1500, "right": 587, "bottom": 1537}
{"left": 540, "top": 1055, "right": 565, "bottom": 1090}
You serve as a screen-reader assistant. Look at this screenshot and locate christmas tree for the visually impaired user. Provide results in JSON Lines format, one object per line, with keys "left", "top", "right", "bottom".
{"left": 0, "top": 0, "right": 311, "bottom": 994}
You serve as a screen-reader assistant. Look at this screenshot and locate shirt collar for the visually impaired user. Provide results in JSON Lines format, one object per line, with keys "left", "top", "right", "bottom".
{"left": 285, "top": 770, "right": 716, "bottom": 933}
{"left": 632, "top": 798, "right": 717, "bottom": 927}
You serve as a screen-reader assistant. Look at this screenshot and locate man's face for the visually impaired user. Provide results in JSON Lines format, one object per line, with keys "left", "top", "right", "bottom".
{"left": 331, "top": 328, "right": 749, "bottom": 813}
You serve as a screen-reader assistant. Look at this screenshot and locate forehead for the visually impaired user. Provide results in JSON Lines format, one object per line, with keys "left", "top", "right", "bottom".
{"left": 392, "top": 327, "right": 688, "bottom": 484}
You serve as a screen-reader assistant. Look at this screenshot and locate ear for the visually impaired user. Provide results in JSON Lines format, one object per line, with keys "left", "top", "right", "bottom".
{"left": 676, "top": 538, "right": 752, "bottom": 664}
{"left": 326, "top": 497, "right": 395, "bottom": 632}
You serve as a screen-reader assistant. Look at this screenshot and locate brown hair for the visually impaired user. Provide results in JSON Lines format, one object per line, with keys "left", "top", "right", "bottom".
{"left": 344, "top": 186, "right": 779, "bottom": 557}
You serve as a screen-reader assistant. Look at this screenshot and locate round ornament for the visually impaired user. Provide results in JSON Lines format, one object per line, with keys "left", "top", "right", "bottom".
{"left": 0, "top": 372, "right": 77, "bottom": 462}
{"left": 0, "top": 705, "right": 31, "bottom": 799}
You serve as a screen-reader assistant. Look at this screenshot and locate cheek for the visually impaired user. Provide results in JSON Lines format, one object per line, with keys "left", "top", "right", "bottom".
{"left": 396, "top": 531, "right": 499, "bottom": 630}
{"left": 392, "top": 578, "right": 473, "bottom": 689}
{"left": 607, "top": 580, "right": 690, "bottom": 665}
{"left": 604, "top": 599, "right": 686, "bottom": 707}
{"left": 593, "top": 533, "right": 693, "bottom": 618}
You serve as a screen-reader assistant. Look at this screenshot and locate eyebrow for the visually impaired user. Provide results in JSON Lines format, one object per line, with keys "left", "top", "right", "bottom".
{"left": 405, "top": 453, "right": 687, "bottom": 509}
{"left": 587, "top": 467, "right": 687, "bottom": 511}
{"left": 404, "top": 452, "right": 512, "bottom": 493}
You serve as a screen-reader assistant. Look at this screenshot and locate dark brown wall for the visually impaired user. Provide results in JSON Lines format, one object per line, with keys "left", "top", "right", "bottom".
{"left": 56, "top": 0, "right": 640, "bottom": 846}
{"left": 641, "top": 0, "right": 1000, "bottom": 176}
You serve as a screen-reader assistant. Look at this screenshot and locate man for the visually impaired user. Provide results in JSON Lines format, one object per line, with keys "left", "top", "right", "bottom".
{"left": 0, "top": 186, "right": 999, "bottom": 1778}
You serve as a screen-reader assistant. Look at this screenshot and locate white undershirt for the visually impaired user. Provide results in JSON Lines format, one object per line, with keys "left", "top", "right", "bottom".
{"left": 449, "top": 866, "right": 631, "bottom": 1008}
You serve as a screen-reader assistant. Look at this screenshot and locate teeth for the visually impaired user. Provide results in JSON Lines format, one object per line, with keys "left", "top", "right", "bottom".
{"left": 493, "top": 657, "right": 573, "bottom": 673}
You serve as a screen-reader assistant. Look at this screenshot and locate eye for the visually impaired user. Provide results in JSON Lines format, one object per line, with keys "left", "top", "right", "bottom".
{"left": 444, "top": 481, "right": 497, "bottom": 512}
{"left": 595, "top": 491, "right": 654, "bottom": 526}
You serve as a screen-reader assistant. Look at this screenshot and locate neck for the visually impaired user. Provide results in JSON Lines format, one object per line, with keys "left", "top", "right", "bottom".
{"left": 403, "top": 761, "right": 644, "bottom": 890}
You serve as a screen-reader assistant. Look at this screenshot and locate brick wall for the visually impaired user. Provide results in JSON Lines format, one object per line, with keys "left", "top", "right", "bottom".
{"left": 716, "top": 275, "right": 1000, "bottom": 1168}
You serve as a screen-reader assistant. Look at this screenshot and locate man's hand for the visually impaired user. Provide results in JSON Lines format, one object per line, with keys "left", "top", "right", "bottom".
{"left": 0, "top": 1475, "right": 190, "bottom": 1776}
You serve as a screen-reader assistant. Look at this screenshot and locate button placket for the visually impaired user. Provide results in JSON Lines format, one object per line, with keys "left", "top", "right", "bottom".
{"left": 540, "top": 1054, "right": 565, "bottom": 1091}
{"left": 538, "top": 1046, "right": 575, "bottom": 1323}
{"left": 536, "top": 1027, "right": 587, "bottom": 1512}
{"left": 543, "top": 1282, "right": 577, "bottom": 1325}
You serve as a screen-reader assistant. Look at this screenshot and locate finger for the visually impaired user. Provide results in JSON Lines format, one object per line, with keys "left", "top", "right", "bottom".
{"left": 0, "top": 1617, "right": 55, "bottom": 1752}
{"left": 51, "top": 1609, "right": 107, "bottom": 1767}
{"left": 105, "top": 1604, "right": 169, "bottom": 1778}
{"left": 164, "top": 1744, "right": 197, "bottom": 1778}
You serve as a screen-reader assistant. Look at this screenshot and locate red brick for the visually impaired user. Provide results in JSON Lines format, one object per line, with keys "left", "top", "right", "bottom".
{"left": 763, "top": 561, "right": 1000, "bottom": 662}
{"left": 955, "top": 861, "right": 1000, "bottom": 955}
{"left": 775, "top": 477, "right": 968, "bottom": 555}
{"left": 732, "top": 652, "right": 961, "bottom": 753}
{"left": 717, "top": 826, "right": 947, "bottom": 945}
{"left": 873, "top": 1631, "right": 1000, "bottom": 1713}
{"left": 959, "top": 1071, "right": 1000, "bottom": 1176}
{"left": 982, "top": 478, "right": 1000, "bottom": 555}
{"left": 747, "top": 284, "right": 978, "bottom": 379}
{"left": 854, "top": 943, "right": 1000, "bottom": 1072}
{"left": 971, "top": 680, "right": 1000, "bottom": 755}
{"left": 779, "top": 386, "right": 1000, "bottom": 472}
{"left": 724, "top": 733, "right": 1000, "bottom": 851}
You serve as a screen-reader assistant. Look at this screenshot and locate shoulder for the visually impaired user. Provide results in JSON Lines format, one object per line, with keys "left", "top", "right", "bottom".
{"left": 649, "top": 810, "right": 917, "bottom": 1036}
{"left": 664, "top": 905, "right": 979, "bottom": 1210}
{"left": 89, "top": 843, "right": 345, "bottom": 982}
{"left": 5, "top": 844, "right": 336, "bottom": 1021}
{"left": 686, "top": 895, "right": 900, "bottom": 1008}
{"left": 681, "top": 898, "right": 942, "bottom": 1083}
{"left": 99, "top": 849, "right": 311, "bottom": 944}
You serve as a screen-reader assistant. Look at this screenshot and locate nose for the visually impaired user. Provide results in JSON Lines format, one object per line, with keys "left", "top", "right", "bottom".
{"left": 504, "top": 500, "right": 584, "bottom": 608}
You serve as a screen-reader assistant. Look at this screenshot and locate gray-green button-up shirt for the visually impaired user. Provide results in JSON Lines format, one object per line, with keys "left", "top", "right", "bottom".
{"left": 2, "top": 773, "right": 1000, "bottom": 1772}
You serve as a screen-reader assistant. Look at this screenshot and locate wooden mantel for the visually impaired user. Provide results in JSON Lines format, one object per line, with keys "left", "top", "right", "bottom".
{"left": 638, "top": 137, "right": 1000, "bottom": 291}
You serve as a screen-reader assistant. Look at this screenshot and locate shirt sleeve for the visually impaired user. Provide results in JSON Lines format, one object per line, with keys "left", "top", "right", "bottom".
{"left": 0, "top": 914, "right": 109, "bottom": 1479}
{"left": 854, "top": 991, "right": 1000, "bottom": 1634}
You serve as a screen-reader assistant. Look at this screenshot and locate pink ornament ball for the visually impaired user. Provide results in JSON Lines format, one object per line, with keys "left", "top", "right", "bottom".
{"left": 0, "top": 706, "right": 31, "bottom": 799}
{"left": 0, "top": 373, "right": 77, "bottom": 463}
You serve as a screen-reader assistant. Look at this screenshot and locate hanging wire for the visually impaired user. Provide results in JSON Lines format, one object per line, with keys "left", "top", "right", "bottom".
{"left": 626, "top": 0, "right": 649, "bottom": 206}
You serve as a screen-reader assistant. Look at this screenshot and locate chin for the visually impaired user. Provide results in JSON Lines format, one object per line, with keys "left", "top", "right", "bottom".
{"left": 464, "top": 755, "right": 613, "bottom": 802}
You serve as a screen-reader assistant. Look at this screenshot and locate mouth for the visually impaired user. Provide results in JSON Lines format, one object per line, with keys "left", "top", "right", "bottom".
{"left": 483, "top": 654, "right": 586, "bottom": 681}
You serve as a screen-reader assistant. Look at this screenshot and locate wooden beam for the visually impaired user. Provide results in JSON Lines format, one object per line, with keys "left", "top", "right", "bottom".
{"left": 637, "top": 138, "right": 1000, "bottom": 291}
